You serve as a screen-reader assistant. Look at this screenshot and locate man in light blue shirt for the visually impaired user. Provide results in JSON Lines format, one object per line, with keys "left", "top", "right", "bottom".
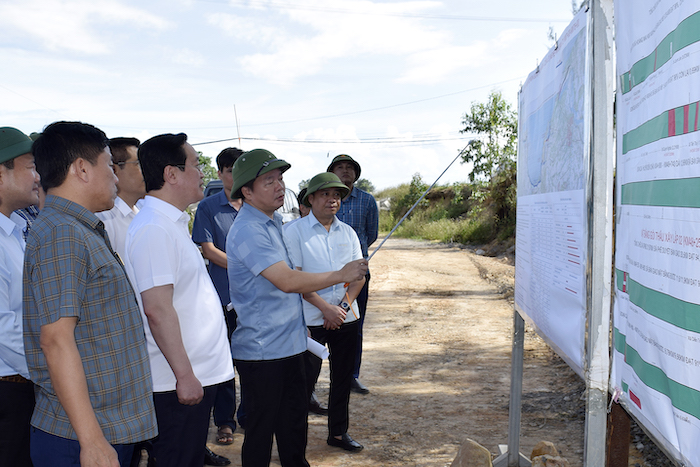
{"left": 285, "top": 172, "right": 366, "bottom": 452}
{"left": 226, "top": 149, "right": 367, "bottom": 467}
{"left": 0, "top": 127, "right": 40, "bottom": 467}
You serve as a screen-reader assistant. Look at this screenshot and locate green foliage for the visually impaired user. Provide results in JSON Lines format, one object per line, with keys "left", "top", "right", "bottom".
{"left": 460, "top": 90, "right": 517, "bottom": 183}
{"left": 298, "top": 179, "right": 310, "bottom": 191}
{"left": 355, "top": 178, "right": 375, "bottom": 193}
{"left": 391, "top": 173, "right": 429, "bottom": 220}
{"left": 198, "top": 153, "right": 218, "bottom": 186}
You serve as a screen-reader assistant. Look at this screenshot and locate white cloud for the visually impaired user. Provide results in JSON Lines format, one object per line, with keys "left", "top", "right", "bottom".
{"left": 208, "top": 0, "right": 453, "bottom": 85}
{"left": 0, "top": 0, "right": 169, "bottom": 54}
{"left": 172, "top": 48, "right": 205, "bottom": 67}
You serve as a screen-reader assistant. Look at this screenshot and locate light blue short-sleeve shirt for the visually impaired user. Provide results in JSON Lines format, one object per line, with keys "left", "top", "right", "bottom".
{"left": 226, "top": 203, "right": 307, "bottom": 361}
{"left": 284, "top": 212, "right": 362, "bottom": 326}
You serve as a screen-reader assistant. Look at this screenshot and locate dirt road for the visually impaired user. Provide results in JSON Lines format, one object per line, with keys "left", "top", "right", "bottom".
{"left": 204, "top": 237, "right": 651, "bottom": 466}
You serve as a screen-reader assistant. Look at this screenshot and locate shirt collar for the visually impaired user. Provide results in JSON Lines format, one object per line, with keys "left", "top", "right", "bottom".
{"left": 114, "top": 196, "right": 139, "bottom": 217}
{"left": 45, "top": 195, "right": 103, "bottom": 232}
{"left": 241, "top": 201, "right": 283, "bottom": 226}
{"left": 215, "top": 189, "right": 231, "bottom": 206}
{"left": 308, "top": 211, "right": 339, "bottom": 232}
{"left": 142, "top": 195, "right": 190, "bottom": 223}
{"left": 0, "top": 211, "right": 20, "bottom": 237}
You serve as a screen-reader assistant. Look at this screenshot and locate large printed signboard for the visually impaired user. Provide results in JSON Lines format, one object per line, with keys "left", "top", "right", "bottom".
{"left": 515, "top": 8, "right": 589, "bottom": 376}
{"left": 613, "top": 1, "right": 700, "bottom": 465}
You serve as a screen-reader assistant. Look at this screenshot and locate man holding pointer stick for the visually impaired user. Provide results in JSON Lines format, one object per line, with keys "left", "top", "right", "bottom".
{"left": 226, "top": 149, "right": 367, "bottom": 467}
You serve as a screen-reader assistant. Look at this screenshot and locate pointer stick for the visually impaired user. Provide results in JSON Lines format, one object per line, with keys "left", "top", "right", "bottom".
{"left": 367, "top": 143, "right": 470, "bottom": 262}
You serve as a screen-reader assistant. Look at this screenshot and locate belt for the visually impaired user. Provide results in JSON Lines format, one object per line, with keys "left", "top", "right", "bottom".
{"left": 0, "top": 374, "right": 31, "bottom": 383}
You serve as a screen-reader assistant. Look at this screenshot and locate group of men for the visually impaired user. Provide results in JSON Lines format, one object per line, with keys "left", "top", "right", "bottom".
{"left": 0, "top": 120, "right": 379, "bottom": 467}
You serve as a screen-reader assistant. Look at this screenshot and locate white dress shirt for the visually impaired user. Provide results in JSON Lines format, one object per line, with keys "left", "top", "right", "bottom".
{"left": 123, "top": 196, "right": 234, "bottom": 392}
{"left": 284, "top": 212, "right": 363, "bottom": 327}
{"left": 96, "top": 196, "right": 138, "bottom": 260}
{"left": 0, "top": 212, "right": 29, "bottom": 378}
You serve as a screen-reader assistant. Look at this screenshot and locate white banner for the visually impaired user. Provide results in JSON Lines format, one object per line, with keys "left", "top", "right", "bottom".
{"left": 515, "top": 7, "right": 589, "bottom": 376}
{"left": 613, "top": 1, "right": 700, "bottom": 465}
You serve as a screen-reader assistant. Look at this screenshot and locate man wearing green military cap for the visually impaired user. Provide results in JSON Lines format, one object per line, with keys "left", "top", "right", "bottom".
{"left": 285, "top": 172, "right": 366, "bottom": 452}
{"left": 0, "top": 127, "right": 41, "bottom": 467}
{"left": 226, "top": 150, "right": 367, "bottom": 466}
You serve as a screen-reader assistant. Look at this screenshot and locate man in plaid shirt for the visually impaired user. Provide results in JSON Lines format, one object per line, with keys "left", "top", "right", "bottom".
{"left": 23, "top": 122, "right": 157, "bottom": 467}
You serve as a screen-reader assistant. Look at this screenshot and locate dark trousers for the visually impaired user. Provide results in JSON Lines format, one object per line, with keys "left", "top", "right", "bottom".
{"left": 151, "top": 385, "right": 216, "bottom": 467}
{"left": 0, "top": 380, "right": 35, "bottom": 467}
{"left": 353, "top": 272, "right": 371, "bottom": 378}
{"left": 217, "top": 306, "right": 247, "bottom": 429}
{"left": 235, "top": 354, "right": 309, "bottom": 467}
{"left": 213, "top": 378, "right": 237, "bottom": 429}
{"left": 306, "top": 320, "right": 359, "bottom": 436}
{"left": 30, "top": 427, "right": 134, "bottom": 467}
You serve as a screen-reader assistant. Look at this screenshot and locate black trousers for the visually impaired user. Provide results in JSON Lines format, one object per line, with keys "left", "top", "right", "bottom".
{"left": 0, "top": 380, "right": 35, "bottom": 467}
{"left": 353, "top": 271, "right": 370, "bottom": 378}
{"left": 305, "top": 320, "right": 359, "bottom": 436}
{"left": 235, "top": 354, "right": 310, "bottom": 467}
{"left": 151, "top": 385, "right": 216, "bottom": 467}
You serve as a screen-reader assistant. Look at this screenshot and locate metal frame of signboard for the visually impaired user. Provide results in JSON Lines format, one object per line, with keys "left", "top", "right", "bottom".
{"left": 495, "top": 1, "right": 614, "bottom": 466}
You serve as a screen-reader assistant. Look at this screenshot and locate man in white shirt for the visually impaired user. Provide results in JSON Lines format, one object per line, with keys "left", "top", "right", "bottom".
{"left": 124, "top": 133, "right": 235, "bottom": 467}
{"left": 0, "top": 127, "right": 41, "bottom": 467}
{"left": 96, "top": 137, "right": 144, "bottom": 259}
{"left": 284, "top": 172, "right": 366, "bottom": 452}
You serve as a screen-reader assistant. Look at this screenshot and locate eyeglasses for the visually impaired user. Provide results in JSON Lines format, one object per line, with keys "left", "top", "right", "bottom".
{"left": 172, "top": 163, "right": 204, "bottom": 173}
{"left": 115, "top": 160, "right": 140, "bottom": 169}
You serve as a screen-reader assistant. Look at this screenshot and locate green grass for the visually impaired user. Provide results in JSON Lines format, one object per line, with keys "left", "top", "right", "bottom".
{"left": 376, "top": 177, "right": 510, "bottom": 246}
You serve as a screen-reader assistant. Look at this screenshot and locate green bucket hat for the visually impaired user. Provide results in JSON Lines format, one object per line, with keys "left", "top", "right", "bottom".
{"left": 0, "top": 127, "right": 33, "bottom": 164}
{"left": 327, "top": 154, "right": 361, "bottom": 181}
{"left": 302, "top": 172, "right": 350, "bottom": 207}
{"left": 231, "top": 149, "right": 291, "bottom": 199}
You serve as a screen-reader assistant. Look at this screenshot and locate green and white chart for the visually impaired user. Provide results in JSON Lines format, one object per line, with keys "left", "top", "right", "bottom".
{"left": 613, "top": 1, "right": 700, "bottom": 465}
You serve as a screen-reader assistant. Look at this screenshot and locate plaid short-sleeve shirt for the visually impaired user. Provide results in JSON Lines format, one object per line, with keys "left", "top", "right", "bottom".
{"left": 335, "top": 186, "right": 379, "bottom": 258}
{"left": 23, "top": 195, "right": 157, "bottom": 444}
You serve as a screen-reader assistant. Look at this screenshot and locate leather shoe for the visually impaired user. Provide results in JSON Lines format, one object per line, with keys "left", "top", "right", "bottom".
{"left": 350, "top": 378, "right": 369, "bottom": 394}
{"left": 309, "top": 391, "right": 328, "bottom": 416}
{"left": 205, "top": 446, "right": 231, "bottom": 466}
{"left": 327, "top": 433, "right": 363, "bottom": 452}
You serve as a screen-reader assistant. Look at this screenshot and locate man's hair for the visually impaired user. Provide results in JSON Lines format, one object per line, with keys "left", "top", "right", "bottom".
{"left": 138, "top": 133, "right": 188, "bottom": 192}
{"left": 241, "top": 179, "right": 256, "bottom": 200}
{"left": 32, "top": 121, "right": 109, "bottom": 191}
{"left": 297, "top": 187, "right": 307, "bottom": 206}
{"left": 109, "top": 137, "right": 140, "bottom": 165}
{"left": 216, "top": 147, "right": 243, "bottom": 171}
{"left": 2, "top": 159, "right": 13, "bottom": 170}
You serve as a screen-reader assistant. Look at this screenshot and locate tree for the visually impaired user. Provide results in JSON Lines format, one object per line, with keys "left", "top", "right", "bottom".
{"left": 355, "top": 178, "right": 375, "bottom": 193}
{"left": 197, "top": 152, "right": 218, "bottom": 186}
{"left": 459, "top": 90, "right": 517, "bottom": 183}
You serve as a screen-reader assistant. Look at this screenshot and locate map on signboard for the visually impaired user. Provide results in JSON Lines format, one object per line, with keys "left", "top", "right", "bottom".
{"left": 519, "top": 28, "right": 587, "bottom": 196}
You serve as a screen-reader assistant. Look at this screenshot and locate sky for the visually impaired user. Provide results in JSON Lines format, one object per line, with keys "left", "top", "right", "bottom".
{"left": 0, "top": 0, "right": 576, "bottom": 193}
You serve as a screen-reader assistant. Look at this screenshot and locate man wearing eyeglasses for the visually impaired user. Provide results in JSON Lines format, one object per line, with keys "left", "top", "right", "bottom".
{"left": 96, "top": 137, "right": 144, "bottom": 259}
{"left": 123, "top": 133, "right": 234, "bottom": 467}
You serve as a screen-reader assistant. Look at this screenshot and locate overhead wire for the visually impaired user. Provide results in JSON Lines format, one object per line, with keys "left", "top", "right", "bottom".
{"left": 201, "top": 0, "right": 571, "bottom": 23}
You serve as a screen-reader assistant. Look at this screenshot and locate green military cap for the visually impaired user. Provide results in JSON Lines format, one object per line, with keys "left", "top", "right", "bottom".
{"left": 326, "top": 154, "right": 361, "bottom": 181}
{"left": 231, "top": 149, "right": 291, "bottom": 199}
{"left": 302, "top": 172, "right": 349, "bottom": 207}
{"left": 0, "top": 127, "right": 33, "bottom": 164}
